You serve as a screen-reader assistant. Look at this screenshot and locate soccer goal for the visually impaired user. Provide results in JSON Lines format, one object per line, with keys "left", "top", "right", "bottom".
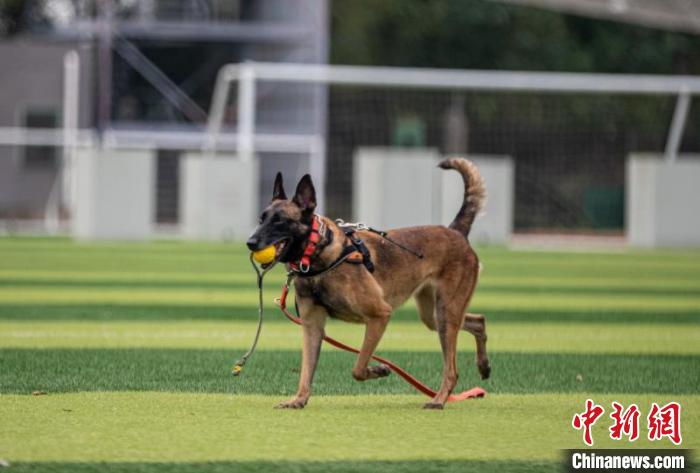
{"left": 204, "top": 61, "right": 699, "bottom": 242}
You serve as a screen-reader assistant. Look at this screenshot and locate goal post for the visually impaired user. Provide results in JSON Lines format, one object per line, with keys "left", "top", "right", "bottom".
{"left": 206, "top": 62, "right": 699, "bottom": 160}
{"left": 204, "top": 61, "right": 698, "bottom": 240}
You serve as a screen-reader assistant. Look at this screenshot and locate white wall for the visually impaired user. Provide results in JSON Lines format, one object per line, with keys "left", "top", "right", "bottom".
{"left": 180, "top": 153, "right": 258, "bottom": 240}
{"left": 353, "top": 148, "right": 443, "bottom": 229}
{"left": 627, "top": 154, "right": 700, "bottom": 247}
{"left": 73, "top": 147, "right": 155, "bottom": 240}
{"left": 353, "top": 148, "right": 513, "bottom": 244}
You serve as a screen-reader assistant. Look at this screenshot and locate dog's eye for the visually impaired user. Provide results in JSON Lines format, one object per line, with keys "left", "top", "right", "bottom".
{"left": 259, "top": 212, "right": 269, "bottom": 224}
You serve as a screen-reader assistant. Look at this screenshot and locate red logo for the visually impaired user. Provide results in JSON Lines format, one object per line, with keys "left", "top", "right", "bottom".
{"left": 572, "top": 400, "right": 682, "bottom": 446}
{"left": 647, "top": 402, "right": 682, "bottom": 445}
{"left": 609, "top": 402, "right": 640, "bottom": 441}
{"left": 572, "top": 399, "right": 605, "bottom": 446}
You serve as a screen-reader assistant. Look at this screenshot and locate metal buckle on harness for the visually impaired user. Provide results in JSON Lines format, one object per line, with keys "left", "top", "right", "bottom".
{"left": 335, "top": 219, "right": 369, "bottom": 231}
{"left": 317, "top": 216, "right": 326, "bottom": 237}
{"left": 299, "top": 261, "right": 310, "bottom": 273}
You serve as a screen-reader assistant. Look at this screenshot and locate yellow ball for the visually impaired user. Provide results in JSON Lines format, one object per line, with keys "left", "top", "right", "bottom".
{"left": 252, "top": 245, "right": 276, "bottom": 264}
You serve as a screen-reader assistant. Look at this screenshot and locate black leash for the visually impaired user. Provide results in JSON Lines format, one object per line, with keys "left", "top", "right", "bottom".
{"left": 367, "top": 227, "right": 424, "bottom": 259}
{"left": 335, "top": 219, "right": 424, "bottom": 259}
{"left": 231, "top": 254, "right": 277, "bottom": 376}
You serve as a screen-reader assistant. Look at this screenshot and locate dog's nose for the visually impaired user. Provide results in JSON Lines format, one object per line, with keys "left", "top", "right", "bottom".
{"left": 246, "top": 237, "right": 260, "bottom": 251}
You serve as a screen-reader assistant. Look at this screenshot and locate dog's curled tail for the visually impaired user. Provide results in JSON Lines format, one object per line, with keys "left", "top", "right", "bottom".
{"left": 438, "top": 157, "right": 486, "bottom": 238}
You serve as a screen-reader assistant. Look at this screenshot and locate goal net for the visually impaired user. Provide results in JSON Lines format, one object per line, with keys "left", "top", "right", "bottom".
{"left": 207, "top": 63, "right": 699, "bottom": 235}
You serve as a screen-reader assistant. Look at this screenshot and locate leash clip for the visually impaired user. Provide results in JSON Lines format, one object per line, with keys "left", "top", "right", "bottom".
{"left": 335, "top": 218, "right": 369, "bottom": 231}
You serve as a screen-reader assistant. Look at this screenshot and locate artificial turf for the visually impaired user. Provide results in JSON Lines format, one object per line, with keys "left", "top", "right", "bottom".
{"left": 0, "top": 237, "right": 698, "bottom": 472}
{"left": 1, "top": 320, "right": 698, "bottom": 353}
{"left": 2, "top": 348, "right": 699, "bottom": 395}
{"left": 4, "top": 394, "right": 699, "bottom": 463}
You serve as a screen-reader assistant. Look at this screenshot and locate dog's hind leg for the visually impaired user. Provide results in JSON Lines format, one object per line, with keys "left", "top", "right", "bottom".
{"left": 425, "top": 258, "right": 478, "bottom": 409}
{"left": 463, "top": 313, "right": 491, "bottom": 379}
{"left": 424, "top": 290, "right": 464, "bottom": 410}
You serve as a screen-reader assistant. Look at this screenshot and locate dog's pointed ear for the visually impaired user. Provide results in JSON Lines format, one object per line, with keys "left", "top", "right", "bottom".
{"left": 292, "top": 174, "right": 316, "bottom": 215}
{"left": 271, "top": 172, "right": 287, "bottom": 201}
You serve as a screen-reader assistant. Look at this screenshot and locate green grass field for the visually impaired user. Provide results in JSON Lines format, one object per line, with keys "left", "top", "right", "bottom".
{"left": 1, "top": 238, "right": 699, "bottom": 472}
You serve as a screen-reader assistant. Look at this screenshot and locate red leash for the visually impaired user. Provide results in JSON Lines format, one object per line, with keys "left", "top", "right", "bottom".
{"left": 276, "top": 282, "right": 486, "bottom": 402}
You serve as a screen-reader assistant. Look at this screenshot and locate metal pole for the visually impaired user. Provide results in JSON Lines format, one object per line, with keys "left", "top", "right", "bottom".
{"left": 203, "top": 66, "right": 235, "bottom": 154}
{"left": 237, "top": 63, "right": 256, "bottom": 163}
{"left": 309, "top": 136, "right": 327, "bottom": 214}
{"left": 46, "top": 50, "right": 81, "bottom": 235}
{"left": 248, "top": 62, "right": 700, "bottom": 95}
{"left": 665, "top": 91, "right": 691, "bottom": 162}
{"left": 62, "top": 50, "right": 80, "bottom": 223}
{"left": 97, "top": 0, "right": 114, "bottom": 132}
{"left": 199, "top": 69, "right": 233, "bottom": 238}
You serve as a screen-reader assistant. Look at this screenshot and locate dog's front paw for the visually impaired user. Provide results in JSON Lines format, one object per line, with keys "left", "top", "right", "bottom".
{"left": 275, "top": 397, "right": 308, "bottom": 409}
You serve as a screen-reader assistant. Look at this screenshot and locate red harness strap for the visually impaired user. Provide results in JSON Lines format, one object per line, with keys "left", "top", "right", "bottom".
{"left": 288, "top": 216, "right": 322, "bottom": 273}
{"left": 277, "top": 283, "right": 486, "bottom": 402}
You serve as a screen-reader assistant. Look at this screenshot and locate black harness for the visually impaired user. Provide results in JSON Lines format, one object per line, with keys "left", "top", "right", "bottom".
{"left": 291, "top": 218, "right": 422, "bottom": 279}
{"left": 340, "top": 226, "right": 375, "bottom": 273}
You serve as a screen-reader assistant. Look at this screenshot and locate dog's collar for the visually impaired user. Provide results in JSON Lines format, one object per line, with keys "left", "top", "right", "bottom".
{"left": 289, "top": 215, "right": 324, "bottom": 273}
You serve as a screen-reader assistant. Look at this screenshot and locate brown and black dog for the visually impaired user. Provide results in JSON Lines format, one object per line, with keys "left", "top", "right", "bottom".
{"left": 246, "top": 157, "right": 490, "bottom": 409}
